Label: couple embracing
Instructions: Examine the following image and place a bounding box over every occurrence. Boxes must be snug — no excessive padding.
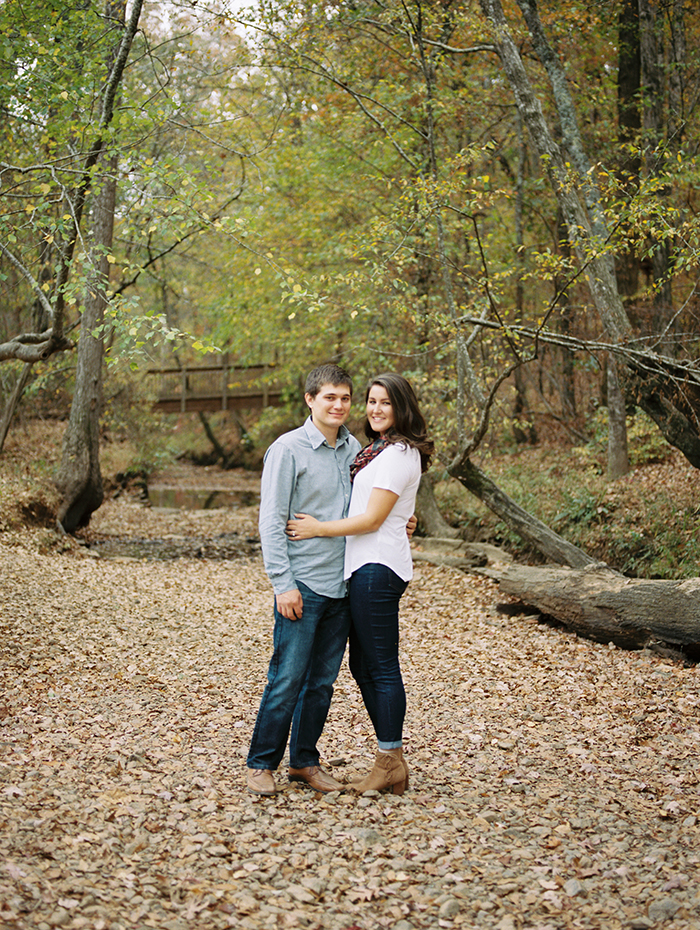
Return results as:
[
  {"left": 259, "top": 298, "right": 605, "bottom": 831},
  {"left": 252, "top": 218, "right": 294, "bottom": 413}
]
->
[{"left": 246, "top": 364, "right": 433, "bottom": 796}]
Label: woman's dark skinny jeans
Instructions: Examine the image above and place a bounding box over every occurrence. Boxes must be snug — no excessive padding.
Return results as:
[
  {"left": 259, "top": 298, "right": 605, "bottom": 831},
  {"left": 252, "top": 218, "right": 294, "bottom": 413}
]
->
[{"left": 348, "top": 562, "right": 408, "bottom": 750}]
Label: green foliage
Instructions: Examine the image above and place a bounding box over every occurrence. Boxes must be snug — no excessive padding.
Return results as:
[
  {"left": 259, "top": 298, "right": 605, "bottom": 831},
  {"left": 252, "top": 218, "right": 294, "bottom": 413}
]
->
[
  {"left": 587, "top": 407, "right": 675, "bottom": 467},
  {"left": 96, "top": 306, "right": 222, "bottom": 370},
  {"left": 4, "top": 0, "right": 700, "bottom": 539},
  {"left": 101, "top": 363, "right": 177, "bottom": 477},
  {"left": 434, "top": 442, "right": 700, "bottom": 580},
  {"left": 0, "top": 1, "right": 256, "bottom": 377},
  {"left": 554, "top": 489, "right": 608, "bottom": 529},
  {"left": 627, "top": 412, "right": 679, "bottom": 466}
]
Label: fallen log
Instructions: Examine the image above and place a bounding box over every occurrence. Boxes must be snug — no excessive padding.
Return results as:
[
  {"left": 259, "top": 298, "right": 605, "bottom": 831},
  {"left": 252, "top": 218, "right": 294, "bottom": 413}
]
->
[
  {"left": 491, "top": 562, "right": 700, "bottom": 653},
  {"left": 412, "top": 537, "right": 512, "bottom": 573}
]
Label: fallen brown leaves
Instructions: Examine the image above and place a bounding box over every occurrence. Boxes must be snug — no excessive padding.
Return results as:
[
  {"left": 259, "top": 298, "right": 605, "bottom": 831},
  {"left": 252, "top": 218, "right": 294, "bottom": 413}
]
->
[{"left": 1, "top": 488, "right": 699, "bottom": 930}]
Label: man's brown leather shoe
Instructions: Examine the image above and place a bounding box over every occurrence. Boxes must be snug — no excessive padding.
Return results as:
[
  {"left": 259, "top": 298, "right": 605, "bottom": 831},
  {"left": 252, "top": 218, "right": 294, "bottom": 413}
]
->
[
  {"left": 246, "top": 768, "right": 277, "bottom": 796},
  {"left": 288, "top": 765, "right": 344, "bottom": 793}
]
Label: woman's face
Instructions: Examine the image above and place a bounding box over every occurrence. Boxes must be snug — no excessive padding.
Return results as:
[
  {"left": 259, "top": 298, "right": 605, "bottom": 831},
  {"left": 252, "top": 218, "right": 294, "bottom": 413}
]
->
[{"left": 366, "top": 384, "right": 395, "bottom": 435}]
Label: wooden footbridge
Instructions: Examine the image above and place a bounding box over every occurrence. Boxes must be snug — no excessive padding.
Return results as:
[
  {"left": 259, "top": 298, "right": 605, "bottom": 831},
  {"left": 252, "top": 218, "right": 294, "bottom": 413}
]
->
[{"left": 148, "top": 358, "right": 285, "bottom": 414}]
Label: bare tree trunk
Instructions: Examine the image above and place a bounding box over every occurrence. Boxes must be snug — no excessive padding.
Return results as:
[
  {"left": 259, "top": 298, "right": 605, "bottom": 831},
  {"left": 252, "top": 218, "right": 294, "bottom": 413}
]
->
[
  {"left": 606, "top": 354, "right": 630, "bottom": 479},
  {"left": 615, "top": 0, "right": 641, "bottom": 312},
  {"left": 413, "top": 19, "right": 484, "bottom": 425},
  {"left": 56, "top": 150, "right": 118, "bottom": 532},
  {"left": 554, "top": 210, "right": 576, "bottom": 420},
  {"left": 639, "top": 0, "right": 682, "bottom": 345},
  {"left": 198, "top": 411, "right": 228, "bottom": 465},
  {"left": 512, "top": 115, "right": 537, "bottom": 444},
  {"left": 0, "top": 364, "right": 33, "bottom": 452}
]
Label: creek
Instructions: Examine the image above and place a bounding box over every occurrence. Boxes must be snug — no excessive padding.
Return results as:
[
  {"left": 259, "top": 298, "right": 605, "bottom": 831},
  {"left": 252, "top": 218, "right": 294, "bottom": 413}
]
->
[
  {"left": 147, "top": 487, "right": 259, "bottom": 510},
  {"left": 90, "top": 475, "right": 261, "bottom": 561}
]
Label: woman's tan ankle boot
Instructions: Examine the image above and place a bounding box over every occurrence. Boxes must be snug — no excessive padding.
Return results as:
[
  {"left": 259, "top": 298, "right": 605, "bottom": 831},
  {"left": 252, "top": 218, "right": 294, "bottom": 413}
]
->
[{"left": 350, "top": 749, "right": 408, "bottom": 795}]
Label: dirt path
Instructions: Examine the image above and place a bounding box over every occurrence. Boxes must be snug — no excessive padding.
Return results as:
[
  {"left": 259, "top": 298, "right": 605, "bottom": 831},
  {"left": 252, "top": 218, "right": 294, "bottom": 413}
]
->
[{"left": 1, "top": 494, "right": 699, "bottom": 930}]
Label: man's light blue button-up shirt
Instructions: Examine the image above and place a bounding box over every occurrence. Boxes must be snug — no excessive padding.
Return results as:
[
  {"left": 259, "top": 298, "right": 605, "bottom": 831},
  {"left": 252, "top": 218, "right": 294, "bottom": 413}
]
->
[{"left": 259, "top": 417, "right": 361, "bottom": 599}]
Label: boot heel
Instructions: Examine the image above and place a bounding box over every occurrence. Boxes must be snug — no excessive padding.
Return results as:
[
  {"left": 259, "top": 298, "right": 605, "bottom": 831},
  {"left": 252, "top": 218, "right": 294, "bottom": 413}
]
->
[{"left": 391, "top": 778, "right": 407, "bottom": 796}]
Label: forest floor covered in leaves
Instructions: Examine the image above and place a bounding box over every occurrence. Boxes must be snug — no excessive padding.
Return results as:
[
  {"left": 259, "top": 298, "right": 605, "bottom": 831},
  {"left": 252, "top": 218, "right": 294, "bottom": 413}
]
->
[{"left": 1, "top": 463, "right": 700, "bottom": 930}]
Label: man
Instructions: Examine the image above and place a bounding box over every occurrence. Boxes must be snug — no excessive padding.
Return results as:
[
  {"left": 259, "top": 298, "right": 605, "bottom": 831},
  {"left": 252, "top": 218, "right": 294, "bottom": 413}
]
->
[{"left": 246, "top": 364, "right": 361, "bottom": 795}]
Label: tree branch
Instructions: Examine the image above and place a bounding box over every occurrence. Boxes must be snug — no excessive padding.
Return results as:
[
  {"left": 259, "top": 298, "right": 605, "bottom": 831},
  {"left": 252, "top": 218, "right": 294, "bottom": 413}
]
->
[
  {"left": 455, "top": 315, "right": 700, "bottom": 388},
  {"left": 0, "top": 243, "right": 55, "bottom": 321},
  {"left": 99, "top": 0, "right": 145, "bottom": 127},
  {"left": 0, "top": 333, "right": 73, "bottom": 363}
]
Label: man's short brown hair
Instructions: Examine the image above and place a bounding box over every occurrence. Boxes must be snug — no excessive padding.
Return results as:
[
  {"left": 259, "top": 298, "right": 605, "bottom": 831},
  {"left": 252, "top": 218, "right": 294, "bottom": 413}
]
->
[{"left": 305, "top": 364, "right": 353, "bottom": 398}]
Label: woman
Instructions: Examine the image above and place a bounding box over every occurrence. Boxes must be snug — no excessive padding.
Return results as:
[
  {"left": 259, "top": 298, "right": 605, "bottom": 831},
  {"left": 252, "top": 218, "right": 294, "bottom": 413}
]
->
[{"left": 287, "top": 372, "right": 434, "bottom": 794}]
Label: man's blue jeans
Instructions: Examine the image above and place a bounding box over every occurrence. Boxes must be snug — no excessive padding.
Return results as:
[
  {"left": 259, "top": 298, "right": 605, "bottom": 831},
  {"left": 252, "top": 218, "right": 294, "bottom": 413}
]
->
[
  {"left": 247, "top": 581, "right": 350, "bottom": 771},
  {"left": 348, "top": 562, "right": 408, "bottom": 750}
]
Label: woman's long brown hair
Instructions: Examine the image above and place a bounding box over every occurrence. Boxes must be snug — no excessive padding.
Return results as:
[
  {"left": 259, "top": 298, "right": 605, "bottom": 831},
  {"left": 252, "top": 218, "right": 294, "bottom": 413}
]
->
[{"left": 363, "top": 372, "right": 434, "bottom": 472}]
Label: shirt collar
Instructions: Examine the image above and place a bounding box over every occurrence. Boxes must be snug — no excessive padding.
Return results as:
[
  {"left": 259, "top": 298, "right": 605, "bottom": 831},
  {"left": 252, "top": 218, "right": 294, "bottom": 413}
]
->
[{"left": 303, "top": 415, "right": 350, "bottom": 449}]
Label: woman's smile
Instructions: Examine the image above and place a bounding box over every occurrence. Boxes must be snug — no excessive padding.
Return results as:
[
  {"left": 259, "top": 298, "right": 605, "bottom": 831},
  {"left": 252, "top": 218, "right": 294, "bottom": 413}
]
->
[{"left": 366, "top": 384, "right": 395, "bottom": 435}]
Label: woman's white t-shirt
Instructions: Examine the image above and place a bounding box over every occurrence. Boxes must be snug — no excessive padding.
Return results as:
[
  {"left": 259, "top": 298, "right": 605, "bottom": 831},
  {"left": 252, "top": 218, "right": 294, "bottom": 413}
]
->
[{"left": 344, "top": 442, "right": 421, "bottom": 582}]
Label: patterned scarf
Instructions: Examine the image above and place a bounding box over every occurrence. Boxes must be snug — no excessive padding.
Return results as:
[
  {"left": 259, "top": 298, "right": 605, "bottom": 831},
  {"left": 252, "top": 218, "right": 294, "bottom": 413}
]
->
[{"left": 349, "top": 437, "right": 389, "bottom": 483}]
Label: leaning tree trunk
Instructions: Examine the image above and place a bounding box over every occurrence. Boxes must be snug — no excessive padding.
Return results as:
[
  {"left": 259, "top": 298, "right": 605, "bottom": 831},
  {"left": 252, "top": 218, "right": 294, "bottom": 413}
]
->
[
  {"left": 55, "top": 153, "right": 117, "bottom": 533},
  {"left": 447, "top": 456, "right": 597, "bottom": 568},
  {"left": 606, "top": 354, "right": 629, "bottom": 479}
]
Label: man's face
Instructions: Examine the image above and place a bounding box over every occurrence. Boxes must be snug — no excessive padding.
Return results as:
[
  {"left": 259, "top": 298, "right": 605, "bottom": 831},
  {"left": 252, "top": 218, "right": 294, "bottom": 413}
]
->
[{"left": 305, "top": 383, "right": 352, "bottom": 433}]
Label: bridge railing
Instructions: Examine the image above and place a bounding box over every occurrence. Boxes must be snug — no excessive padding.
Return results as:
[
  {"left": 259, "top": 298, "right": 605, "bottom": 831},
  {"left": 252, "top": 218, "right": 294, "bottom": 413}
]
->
[{"left": 147, "top": 358, "right": 285, "bottom": 414}]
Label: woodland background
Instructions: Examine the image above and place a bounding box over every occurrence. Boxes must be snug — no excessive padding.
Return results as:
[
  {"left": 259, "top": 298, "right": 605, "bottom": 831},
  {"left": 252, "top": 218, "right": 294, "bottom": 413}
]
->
[
  {"left": 2, "top": 5, "right": 700, "bottom": 928},
  {"left": 1, "top": 0, "right": 700, "bottom": 570}
]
